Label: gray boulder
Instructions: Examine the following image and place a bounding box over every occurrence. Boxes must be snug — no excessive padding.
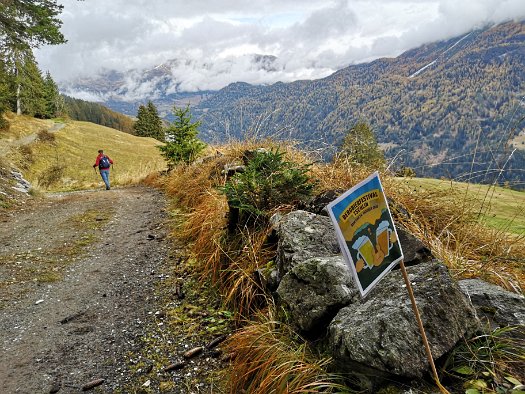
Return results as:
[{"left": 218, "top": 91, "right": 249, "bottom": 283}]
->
[
  {"left": 277, "top": 256, "right": 358, "bottom": 333},
  {"left": 459, "top": 279, "right": 525, "bottom": 329},
  {"left": 11, "top": 170, "right": 31, "bottom": 193},
  {"left": 271, "top": 210, "right": 340, "bottom": 277},
  {"left": 395, "top": 226, "right": 432, "bottom": 266},
  {"left": 327, "top": 261, "right": 479, "bottom": 379}
]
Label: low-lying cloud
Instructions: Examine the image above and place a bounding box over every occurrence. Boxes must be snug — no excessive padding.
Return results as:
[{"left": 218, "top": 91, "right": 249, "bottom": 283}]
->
[{"left": 35, "top": 0, "right": 525, "bottom": 96}]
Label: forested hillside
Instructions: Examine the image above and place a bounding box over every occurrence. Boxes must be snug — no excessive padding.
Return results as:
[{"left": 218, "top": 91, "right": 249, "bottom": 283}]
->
[
  {"left": 63, "top": 95, "right": 135, "bottom": 134},
  {"left": 192, "top": 21, "right": 525, "bottom": 188}
]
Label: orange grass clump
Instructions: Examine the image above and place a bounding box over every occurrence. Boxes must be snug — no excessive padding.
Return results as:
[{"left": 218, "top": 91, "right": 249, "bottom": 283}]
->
[
  {"left": 162, "top": 144, "right": 299, "bottom": 319},
  {"left": 224, "top": 313, "right": 350, "bottom": 394}
]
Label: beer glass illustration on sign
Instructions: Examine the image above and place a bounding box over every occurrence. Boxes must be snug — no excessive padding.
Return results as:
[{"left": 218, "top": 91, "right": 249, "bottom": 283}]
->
[
  {"left": 352, "top": 235, "right": 375, "bottom": 268},
  {"left": 376, "top": 220, "right": 393, "bottom": 257}
]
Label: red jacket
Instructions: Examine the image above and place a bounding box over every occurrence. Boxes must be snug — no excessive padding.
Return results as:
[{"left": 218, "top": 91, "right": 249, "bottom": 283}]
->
[{"left": 94, "top": 153, "right": 113, "bottom": 170}]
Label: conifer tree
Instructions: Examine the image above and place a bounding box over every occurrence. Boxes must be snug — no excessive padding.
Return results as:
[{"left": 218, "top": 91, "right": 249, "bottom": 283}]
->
[
  {"left": 134, "top": 104, "right": 149, "bottom": 136},
  {"left": 42, "top": 71, "right": 64, "bottom": 118},
  {"left": 0, "top": 0, "right": 66, "bottom": 51},
  {"left": 159, "top": 105, "right": 206, "bottom": 168},
  {"left": 134, "top": 101, "right": 164, "bottom": 141},
  {"left": 10, "top": 50, "right": 46, "bottom": 117},
  {"left": 0, "top": 0, "right": 66, "bottom": 120},
  {"left": 0, "top": 59, "right": 10, "bottom": 129},
  {"left": 146, "top": 101, "right": 164, "bottom": 141},
  {"left": 338, "top": 122, "right": 385, "bottom": 168}
]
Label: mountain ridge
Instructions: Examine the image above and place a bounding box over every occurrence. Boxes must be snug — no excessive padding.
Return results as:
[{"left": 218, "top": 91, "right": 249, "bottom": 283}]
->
[{"left": 191, "top": 20, "right": 525, "bottom": 187}]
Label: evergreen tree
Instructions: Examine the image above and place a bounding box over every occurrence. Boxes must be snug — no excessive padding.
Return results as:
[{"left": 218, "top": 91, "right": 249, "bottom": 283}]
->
[
  {"left": 337, "top": 122, "right": 385, "bottom": 168},
  {"left": 146, "top": 101, "right": 164, "bottom": 141},
  {"left": 134, "top": 101, "right": 164, "bottom": 141},
  {"left": 0, "top": 0, "right": 66, "bottom": 51},
  {"left": 10, "top": 50, "right": 46, "bottom": 117},
  {"left": 0, "top": 59, "right": 10, "bottom": 129},
  {"left": 42, "top": 71, "right": 64, "bottom": 118},
  {"left": 134, "top": 104, "right": 149, "bottom": 136},
  {"left": 159, "top": 105, "right": 206, "bottom": 169},
  {"left": 0, "top": 0, "right": 66, "bottom": 121}
]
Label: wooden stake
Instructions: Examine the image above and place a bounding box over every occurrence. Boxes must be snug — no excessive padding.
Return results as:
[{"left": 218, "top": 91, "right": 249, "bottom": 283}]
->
[{"left": 399, "top": 260, "right": 450, "bottom": 394}]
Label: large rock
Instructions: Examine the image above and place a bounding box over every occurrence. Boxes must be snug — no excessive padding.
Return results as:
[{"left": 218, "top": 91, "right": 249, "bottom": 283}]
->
[
  {"left": 277, "top": 256, "right": 358, "bottom": 334},
  {"left": 271, "top": 210, "right": 340, "bottom": 277},
  {"left": 458, "top": 279, "right": 525, "bottom": 329},
  {"left": 297, "top": 189, "right": 344, "bottom": 216},
  {"left": 394, "top": 226, "right": 432, "bottom": 267},
  {"left": 327, "top": 261, "right": 479, "bottom": 379}
]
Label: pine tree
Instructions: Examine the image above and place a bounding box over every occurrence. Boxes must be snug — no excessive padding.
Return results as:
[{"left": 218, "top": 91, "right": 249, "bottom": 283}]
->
[
  {"left": 134, "top": 104, "right": 149, "bottom": 137},
  {"left": 42, "top": 71, "right": 64, "bottom": 118},
  {"left": 146, "top": 101, "right": 164, "bottom": 141},
  {"left": 0, "top": 59, "right": 10, "bottom": 129},
  {"left": 133, "top": 101, "right": 164, "bottom": 141},
  {"left": 0, "top": 0, "right": 66, "bottom": 51},
  {"left": 10, "top": 50, "right": 46, "bottom": 117},
  {"left": 0, "top": 0, "right": 65, "bottom": 121},
  {"left": 159, "top": 105, "right": 206, "bottom": 168}
]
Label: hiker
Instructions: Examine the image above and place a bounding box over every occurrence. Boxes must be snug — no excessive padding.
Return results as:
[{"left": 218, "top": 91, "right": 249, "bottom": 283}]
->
[{"left": 93, "top": 149, "right": 114, "bottom": 190}]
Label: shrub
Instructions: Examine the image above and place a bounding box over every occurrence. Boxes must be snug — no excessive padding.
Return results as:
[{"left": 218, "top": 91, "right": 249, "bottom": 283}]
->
[
  {"left": 336, "top": 122, "right": 385, "bottom": 169},
  {"left": 396, "top": 166, "right": 416, "bottom": 177},
  {"left": 18, "top": 145, "right": 34, "bottom": 169},
  {"left": 220, "top": 148, "right": 316, "bottom": 227},
  {"left": 37, "top": 128, "right": 56, "bottom": 143},
  {"left": 38, "top": 164, "right": 64, "bottom": 188}
]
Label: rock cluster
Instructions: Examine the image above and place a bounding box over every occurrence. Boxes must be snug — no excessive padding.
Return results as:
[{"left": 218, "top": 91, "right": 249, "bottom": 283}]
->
[{"left": 260, "top": 208, "right": 525, "bottom": 384}]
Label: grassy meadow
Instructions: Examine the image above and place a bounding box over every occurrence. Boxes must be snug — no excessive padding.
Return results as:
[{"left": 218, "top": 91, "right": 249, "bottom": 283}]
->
[
  {"left": 2, "top": 115, "right": 166, "bottom": 191},
  {"left": 397, "top": 177, "right": 525, "bottom": 235}
]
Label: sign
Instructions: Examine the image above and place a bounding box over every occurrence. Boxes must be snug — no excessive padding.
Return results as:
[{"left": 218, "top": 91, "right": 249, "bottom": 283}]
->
[{"left": 327, "top": 172, "right": 403, "bottom": 296}]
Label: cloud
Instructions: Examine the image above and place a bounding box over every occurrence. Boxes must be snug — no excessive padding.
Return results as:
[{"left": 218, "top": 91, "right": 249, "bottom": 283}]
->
[{"left": 34, "top": 0, "right": 525, "bottom": 94}]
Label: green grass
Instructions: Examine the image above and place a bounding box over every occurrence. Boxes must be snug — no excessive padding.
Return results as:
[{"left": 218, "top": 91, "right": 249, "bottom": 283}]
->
[
  {"left": 397, "top": 177, "right": 525, "bottom": 235},
  {"left": 3, "top": 115, "right": 167, "bottom": 191}
]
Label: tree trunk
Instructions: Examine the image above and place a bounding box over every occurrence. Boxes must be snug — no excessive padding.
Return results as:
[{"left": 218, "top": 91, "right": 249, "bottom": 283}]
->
[{"left": 16, "top": 83, "right": 21, "bottom": 116}]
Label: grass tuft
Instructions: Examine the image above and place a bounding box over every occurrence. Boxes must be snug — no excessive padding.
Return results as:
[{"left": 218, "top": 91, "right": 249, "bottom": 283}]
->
[
  {"left": 224, "top": 311, "right": 352, "bottom": 394},
  {"left": 445, "top": 326, "right": 525, "bottom": 392}
]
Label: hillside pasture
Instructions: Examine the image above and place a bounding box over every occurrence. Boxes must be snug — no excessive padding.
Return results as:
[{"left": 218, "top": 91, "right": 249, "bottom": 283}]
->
[
  {"left": 5, "top": 117, "right": 166, "bottom": 191},
  {"left": 397, "top": 177, "right": 525, "bottom": 235}
]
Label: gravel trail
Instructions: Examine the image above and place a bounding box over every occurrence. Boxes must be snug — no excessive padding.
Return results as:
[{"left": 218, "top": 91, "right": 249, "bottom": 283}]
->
[{"left": 0, "top": 186, "right": 170, "bottom": 393}]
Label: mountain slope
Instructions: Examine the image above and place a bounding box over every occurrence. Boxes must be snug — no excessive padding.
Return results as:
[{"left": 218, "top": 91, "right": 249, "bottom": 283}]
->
[{"left": 192, "top": 21, "right": 525, "bottom": 187}]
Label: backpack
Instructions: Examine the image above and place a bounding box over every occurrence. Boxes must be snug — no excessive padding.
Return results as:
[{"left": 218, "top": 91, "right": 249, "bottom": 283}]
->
[{"left": 99, "top": 155, "right": 111, "bottom": 169}]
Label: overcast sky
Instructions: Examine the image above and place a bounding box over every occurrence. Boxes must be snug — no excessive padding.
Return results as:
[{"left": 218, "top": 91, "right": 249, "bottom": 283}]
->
[{"left": 35, "top": 0, "right": 525, "bottom": 93}]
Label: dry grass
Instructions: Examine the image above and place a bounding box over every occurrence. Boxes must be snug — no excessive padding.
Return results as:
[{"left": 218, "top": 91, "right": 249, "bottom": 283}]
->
[
  {"left": 163, "top": 148, "right": 279, "bottom": 319},
  {"left": 389, "top": 183, "right": 525, "bottom": 293},
  {"left": 224, "top": 311, "right": 350, "bottom": 394},
  {"left": 310, "top": 158, "right": 525, "bottom": 293}
]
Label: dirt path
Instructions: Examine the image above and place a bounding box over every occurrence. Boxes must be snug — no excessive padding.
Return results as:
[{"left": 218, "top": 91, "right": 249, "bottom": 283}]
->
[{"left": 0, "top": 186, "right": 171, "bottom": 393}]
